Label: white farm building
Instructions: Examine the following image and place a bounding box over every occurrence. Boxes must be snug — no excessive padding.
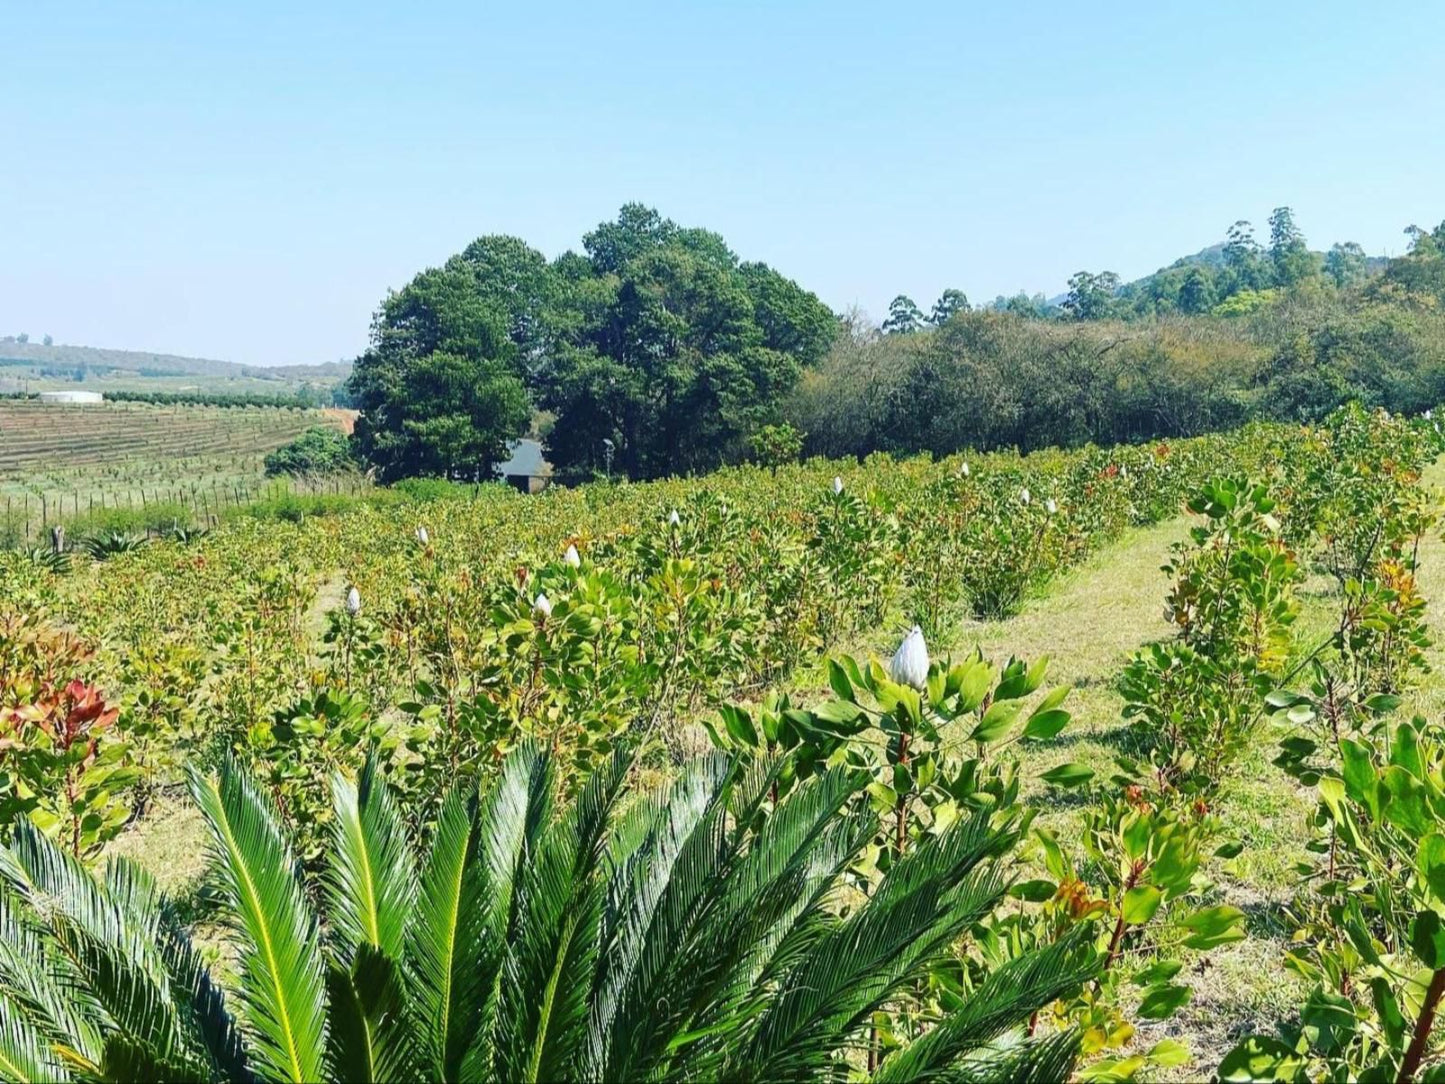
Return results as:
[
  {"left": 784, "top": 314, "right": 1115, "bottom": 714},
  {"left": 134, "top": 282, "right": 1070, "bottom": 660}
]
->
[{"left": 37, "top": 391, "right": 103, "bottom": 405}]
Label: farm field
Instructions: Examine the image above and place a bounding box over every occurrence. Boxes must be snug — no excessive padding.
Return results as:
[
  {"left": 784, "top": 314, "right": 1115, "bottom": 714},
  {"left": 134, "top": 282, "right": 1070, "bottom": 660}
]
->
[
  {"left": 2, "top": 406, "right": 1444, "bottom": 1081},
  {"left": 0, "top": 398, "right": 357, "bottom": 540}
]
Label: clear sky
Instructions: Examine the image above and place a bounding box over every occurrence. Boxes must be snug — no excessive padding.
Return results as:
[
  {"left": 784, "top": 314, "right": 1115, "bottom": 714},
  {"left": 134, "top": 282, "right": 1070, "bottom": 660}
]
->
[{"left": 3, "top": 1, "right": 1443, "bottom": 366}]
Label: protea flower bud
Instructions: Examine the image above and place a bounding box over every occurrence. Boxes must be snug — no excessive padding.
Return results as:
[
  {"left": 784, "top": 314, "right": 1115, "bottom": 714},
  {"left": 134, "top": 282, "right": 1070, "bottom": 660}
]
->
[
  {"left": 668, "top": 510, "right": 681, "bottom": 527},
  {"left": 832, "top": 476, "right": 844, "bottom": 495},
  {"left": 1427, "top": 409, "right": 1434, "bottom": 420},
  {"left": 563, "top": 544, "right": 581, "bottom": 567},
  {"left": 1020, "top": 488, "right": 1031, "bottom": 506},
  {"left": 888, "top": 626, "right": 930, "bottom": 691},
  {"left": 533, "top": 593, "right": 552, "bottom": 619},
  {"left": 1046, "top": 498, "right": 1057, "bottom": 515},
  {"left": 960, "top": 462, "right": 970, "bottom": 477},
  {"left": 345, "top": 587, "right": 362, "bottom": 616},
  {"left": 416, "top": 526, "right": 430, "bottom": 545}
]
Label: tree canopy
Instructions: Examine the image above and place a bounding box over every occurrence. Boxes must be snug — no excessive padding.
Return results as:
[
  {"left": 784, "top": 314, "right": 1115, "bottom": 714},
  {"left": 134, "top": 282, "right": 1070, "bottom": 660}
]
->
[{"left": 349, "top": 204, "right": 834, "bottom": 482}]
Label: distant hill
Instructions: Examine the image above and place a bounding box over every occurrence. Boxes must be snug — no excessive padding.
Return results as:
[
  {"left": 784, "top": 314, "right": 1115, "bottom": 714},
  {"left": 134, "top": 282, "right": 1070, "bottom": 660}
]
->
[{"left": 0, "top": 340, "right": 350, "bottom": 393}]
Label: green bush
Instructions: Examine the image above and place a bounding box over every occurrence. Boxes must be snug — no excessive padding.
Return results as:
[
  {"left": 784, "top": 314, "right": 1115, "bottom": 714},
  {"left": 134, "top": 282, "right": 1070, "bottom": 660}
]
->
[
  {"left": 264, "top": 426, "right": 356, "bottom": 477},
  {"left": 65, "top": 502, "right": 195, "bottom": 538}
]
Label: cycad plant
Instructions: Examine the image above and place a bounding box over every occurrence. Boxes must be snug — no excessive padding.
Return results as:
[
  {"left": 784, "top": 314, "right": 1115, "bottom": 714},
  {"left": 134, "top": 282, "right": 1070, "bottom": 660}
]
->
[{"left": 0, "top": 744, "right": 1094, "bottom": 1083}]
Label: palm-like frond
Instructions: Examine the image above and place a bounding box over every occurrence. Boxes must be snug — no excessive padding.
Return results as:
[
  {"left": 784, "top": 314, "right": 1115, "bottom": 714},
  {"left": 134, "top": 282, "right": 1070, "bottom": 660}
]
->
[
  {"left": 737, "top": 806, "right": 1022, "bottom": 1080},
  {"left": 935, "top": 1029, "right": 1085, "bottom": 1084},
  {"left": 324, "top": 946, "right": 407, "bottom": 1084},
  {"left": 0, "top": 745, "right": 1092, "bottom": 1084},
  {"left": 404, "top": 783, "right": 485, "bottom": 1081},
  {"left": 0, "top": 993, "right": 69, "bottom": 1083},
  {"left": 873, "top": 932, "right": 1097, "bottom": 1082},
  {"left": 189, "top": 760, "right": 327, "bottom": 1084},
  {"left": 486, "top": 747, "right": 632, "bottom": 1084},
  {"left": 326, "top": 759, "right": 416, "bottom": 963},
  {"left": 588, "top": 753, "right": 735, "bottom": 1081}
]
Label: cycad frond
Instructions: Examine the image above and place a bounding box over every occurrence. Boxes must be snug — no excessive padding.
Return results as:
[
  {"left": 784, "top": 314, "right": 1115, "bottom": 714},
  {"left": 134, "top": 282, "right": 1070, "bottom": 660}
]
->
[
  {"left": 930, "top": 1028, "right": 1083, "bottom": 1084},
  {"left": 0, "top": 892, "right": 105, "bottom": 1067},
  {"left": 0, "top": 992, "right": 69, "bottom": 1084},
  {"left": 326, "top": 759, "right": 416, "bottom": 963},
  {"left": 324, "top": 945, "right": 409, "bottom": 1084},
  {"left": 588, "top": 753, "right": 734, "bottom": 1082},
  {"left": 740, "top": 808, "right": 1020, "bottom": 1079},
  {"left": 489, "top": 747, "right": 632, "bottom": 1084},
  {"left": 404, "top": 782, "right": 484, "bottom": 1081},
  {"left": 873, "top": 932, "right": 1096, "bottom": 1082},
  {"left": 189, "top": 760, "right": 327, "bottom": 1084}
]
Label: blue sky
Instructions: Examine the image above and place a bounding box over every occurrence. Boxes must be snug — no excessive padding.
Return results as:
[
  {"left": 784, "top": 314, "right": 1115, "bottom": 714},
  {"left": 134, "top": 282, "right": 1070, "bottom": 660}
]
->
[{"left": 3, "top": 1, "right": 1443, "bottom": 366}]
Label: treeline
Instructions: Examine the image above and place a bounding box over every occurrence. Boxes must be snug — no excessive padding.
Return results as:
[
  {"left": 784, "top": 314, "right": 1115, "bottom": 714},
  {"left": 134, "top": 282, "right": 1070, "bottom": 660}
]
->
[
  {"left": 111, "top": 387, "right": 352, "bottom": 409},
  {"left": 793, "top": 296, "right": 1445, "bottom": 456},
  {"left": 351, "top": 206, "right": 1445, "bottom": 480}
]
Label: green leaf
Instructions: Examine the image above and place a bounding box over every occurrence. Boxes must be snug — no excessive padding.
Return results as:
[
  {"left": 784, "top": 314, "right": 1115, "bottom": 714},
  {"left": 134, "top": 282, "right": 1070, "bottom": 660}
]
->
[
  {"left": 811, "top": 700, "right": 865, "bottom": 727},
  {"left": 827, "top": 658, "right": 856, "bottom": 703},
  {"left": 1147, "top": 1038, "right": 1191, "bottom": 1068},
  {"left": 1121, "top": 886, "right": 1162, "bottom": 925},
  {"left": 719, "top": 705, "right": 759, "bottom": 749},
  {"left": 1180, "top": 905, "right": 1246, "bottom": 950},
  {"left": 956, "top": 661, "right": 993, "bottom": 713},
  {"left": 1009, "top": 880, "right": 1057, "bottom": 903},
  {"left": 969, "top": 700, "right": 1022, "bottom": 744},
  {"left": 1217, "top": 1035, "right": 1305, "bottom": 1082},
  {"left": 1040, "top": 763, "right": 1094, "bottom": 788},
  {"left": 1137, "top": 982, "right": 1191, "bottom": 1019},
  {"left": 1132, "top": 959, "right": 1183, "bottom": 986},
  {"left": 1022, "top": 709, "right": 1070, "bottom": 742},
  {"left": 1339, "top": 739, "right": 1379, "bottom": 820},
  {"left": 1412, "top": 910, "right": 1445, "bottom": 969},
  {"left": 1420, "top": 833, "right": 1445, "bottom": 904}
]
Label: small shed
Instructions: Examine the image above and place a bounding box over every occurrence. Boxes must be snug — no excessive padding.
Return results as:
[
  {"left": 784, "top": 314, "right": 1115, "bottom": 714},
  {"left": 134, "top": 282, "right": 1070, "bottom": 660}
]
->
[
  {"left": 37, "top": 390, "right": 103, "bottom": 405},
  {"left": 496, "top": 438, "right": 552, "bottom": 493}
]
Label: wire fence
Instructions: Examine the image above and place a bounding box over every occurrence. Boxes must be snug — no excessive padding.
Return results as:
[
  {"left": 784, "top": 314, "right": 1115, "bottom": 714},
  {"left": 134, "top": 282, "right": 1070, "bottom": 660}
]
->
[{"left": 0, "top": 473, "right": 370, "bottom": 547}]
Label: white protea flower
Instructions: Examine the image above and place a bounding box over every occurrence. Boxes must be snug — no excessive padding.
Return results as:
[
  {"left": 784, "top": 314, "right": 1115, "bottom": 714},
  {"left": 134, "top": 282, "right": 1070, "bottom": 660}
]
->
[
  {"left": 668, "top": 510, "right": 681, "bottom": 527},
  {"left": 1019, "top": 488, "right": 1031, "bottom": 506},
  {"left": 416, "top": 526, "right": 429, "bottom": 545},
  {"left": 533, "top": 593, "right": 553, "bottom": 619},
  {"left": 563, "top": 544, "right": 581, "bottom": 568},
  {"left": 1427, "top": 409, "right": 1434, "bottom": 420},
  {"left": 1120, "top": 465, "right": 1129, "bottom": 479},
  {"left": 345, "top": 587, "right": 362, "bottom": 616},
  {"left": 832, "top": 476, "right": 844, "bottom": 495},
  {"left": 888, "top": 626, "right": 930, "bottom": 691},
  {"left": 1045, "top": 498, "right": 1058, "bottom": 516}
]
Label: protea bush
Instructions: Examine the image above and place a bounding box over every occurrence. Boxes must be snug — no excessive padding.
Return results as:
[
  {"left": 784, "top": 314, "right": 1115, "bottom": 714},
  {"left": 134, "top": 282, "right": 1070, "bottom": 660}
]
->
[{"left": 0, "top": 744, "right": 1095, "bottom": 1083}]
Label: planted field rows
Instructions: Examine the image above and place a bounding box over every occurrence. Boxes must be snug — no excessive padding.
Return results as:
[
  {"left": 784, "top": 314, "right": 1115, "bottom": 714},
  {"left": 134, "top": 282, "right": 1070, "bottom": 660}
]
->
[{"left": 0, "top": 399, "right": 353, "bottom": 538}]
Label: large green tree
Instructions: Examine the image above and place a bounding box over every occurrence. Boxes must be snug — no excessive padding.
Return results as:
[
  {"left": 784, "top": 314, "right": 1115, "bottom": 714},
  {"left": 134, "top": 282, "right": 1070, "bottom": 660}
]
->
[
  {"left": 349, "top": 264, "right": 531, "bottom": 482},
  {"left": 540, "top": 206, "right": 832, "bottom": 479}
]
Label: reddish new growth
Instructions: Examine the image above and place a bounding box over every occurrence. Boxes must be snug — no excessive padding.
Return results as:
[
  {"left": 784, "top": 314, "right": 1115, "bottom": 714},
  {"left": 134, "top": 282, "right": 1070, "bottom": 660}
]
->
[{"left": 35, "top": 680, "right": 119, "bottom": 756}]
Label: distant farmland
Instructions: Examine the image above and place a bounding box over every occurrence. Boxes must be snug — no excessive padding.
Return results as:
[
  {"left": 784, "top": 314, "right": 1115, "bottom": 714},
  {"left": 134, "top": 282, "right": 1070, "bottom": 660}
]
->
[{"left": 0, "top": 398, "right": 357, "bottom": 540}]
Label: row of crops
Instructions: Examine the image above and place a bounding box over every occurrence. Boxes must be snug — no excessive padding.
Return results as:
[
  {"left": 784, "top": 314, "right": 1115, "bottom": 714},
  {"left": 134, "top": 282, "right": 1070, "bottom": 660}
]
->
[
  {"left": 0, "top": 400, "right": 352, "bottom": 542},
  {"left": 0, "top": 406, "right": 1443, "bottom": 1080}
]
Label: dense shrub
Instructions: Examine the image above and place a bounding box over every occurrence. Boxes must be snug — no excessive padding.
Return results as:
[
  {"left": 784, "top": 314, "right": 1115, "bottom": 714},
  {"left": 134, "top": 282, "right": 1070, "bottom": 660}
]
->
[{"left": 264, "top": 425, "right": 357, "bottom": 477}]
